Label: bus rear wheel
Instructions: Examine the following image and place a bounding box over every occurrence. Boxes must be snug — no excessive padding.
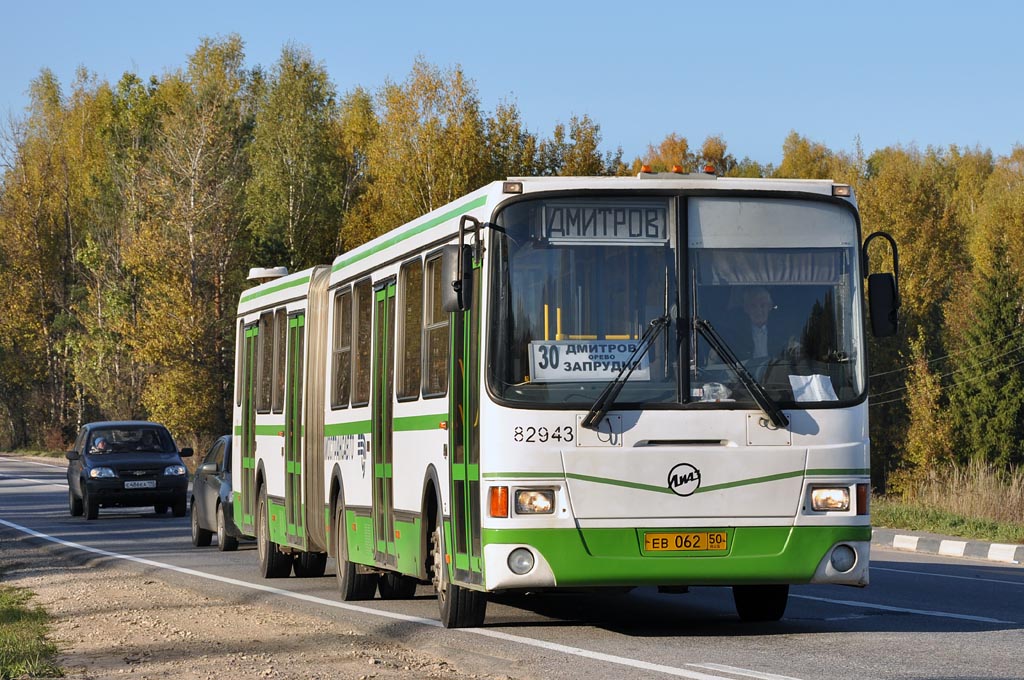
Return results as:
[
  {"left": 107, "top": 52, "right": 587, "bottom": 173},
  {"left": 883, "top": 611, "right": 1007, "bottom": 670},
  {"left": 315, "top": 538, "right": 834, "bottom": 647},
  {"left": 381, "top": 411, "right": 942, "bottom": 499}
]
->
[
  {"left": 378, "top": 572, "right": 418, "bottom": 600},
  {"left": 430, "top": 519, "right": 486, "bottom": 628},
  {"left": 294, "top": 551, "right": 328, "bottom": 578},
  {"left": 732, "top": 584, "right": 789, "bottom": 622},
  {"left": 257, "top": 487, "right": 292, "bottom": 578},
  {"left": 333, "top": 502, "right": 377, "bottom": 600}
]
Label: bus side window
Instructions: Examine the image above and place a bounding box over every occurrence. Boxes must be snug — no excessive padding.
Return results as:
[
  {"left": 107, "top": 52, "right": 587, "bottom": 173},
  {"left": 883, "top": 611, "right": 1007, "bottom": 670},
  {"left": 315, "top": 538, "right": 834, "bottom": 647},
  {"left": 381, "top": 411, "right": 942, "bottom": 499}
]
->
[
  {"left": 272, "top": 308, "right": 286, "bottom": 413},
  {"left": 352, "top": 279, "right": 373, "bottom": 407},
  {"left": 331, "top": 288, "right": 352, "bottom": 409},
  {"left": 256, "top": 311, "right": 274, "bottom": 413},
  {"left": 398, "top": 258, "right": 423, "bottom": 401},
  {"left": 423, "top": 254, "right": 450, "bottom": 398}
]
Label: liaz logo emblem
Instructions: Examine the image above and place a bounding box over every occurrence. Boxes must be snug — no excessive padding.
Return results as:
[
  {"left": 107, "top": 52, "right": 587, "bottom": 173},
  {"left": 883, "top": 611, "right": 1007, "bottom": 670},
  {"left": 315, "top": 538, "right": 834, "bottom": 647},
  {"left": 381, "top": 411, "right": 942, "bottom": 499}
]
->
[{"left": 667, "top": 463, "right": 701, "bottom": 497}]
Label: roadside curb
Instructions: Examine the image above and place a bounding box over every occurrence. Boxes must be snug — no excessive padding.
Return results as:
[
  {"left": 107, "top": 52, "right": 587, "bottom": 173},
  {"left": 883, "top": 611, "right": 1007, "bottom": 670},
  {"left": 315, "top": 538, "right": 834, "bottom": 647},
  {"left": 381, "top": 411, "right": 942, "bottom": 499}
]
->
[{"left": 872, "top": 527, "right": 1024, "bottom": 565}]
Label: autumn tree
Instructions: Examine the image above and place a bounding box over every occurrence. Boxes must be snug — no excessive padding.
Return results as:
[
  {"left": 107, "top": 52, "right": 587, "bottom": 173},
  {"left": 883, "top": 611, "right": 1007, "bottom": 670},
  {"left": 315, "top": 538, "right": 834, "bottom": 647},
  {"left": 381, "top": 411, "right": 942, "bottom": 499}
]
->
[
  {"left": 247, "top": 44, "right": 344, "bottom": 270},
  {"left": 128, "top": 36, "right": 253, "bottom": 448},
  {"left": 355, "top": 57, "right": 488, "bottom": 243},
  {"left": 70, "top": 72, "right": 161, "bottom": 421}
]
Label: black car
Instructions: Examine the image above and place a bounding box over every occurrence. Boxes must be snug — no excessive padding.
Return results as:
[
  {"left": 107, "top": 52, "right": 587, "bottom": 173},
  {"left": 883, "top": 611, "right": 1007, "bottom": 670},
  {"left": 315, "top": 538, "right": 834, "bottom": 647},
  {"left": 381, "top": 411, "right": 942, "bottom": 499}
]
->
[
  {"left": 66, "top": 421, "right": 193, "bottom": 520},
  {"left": 190, "top": 435, "right": 246, "bottom": 550}
]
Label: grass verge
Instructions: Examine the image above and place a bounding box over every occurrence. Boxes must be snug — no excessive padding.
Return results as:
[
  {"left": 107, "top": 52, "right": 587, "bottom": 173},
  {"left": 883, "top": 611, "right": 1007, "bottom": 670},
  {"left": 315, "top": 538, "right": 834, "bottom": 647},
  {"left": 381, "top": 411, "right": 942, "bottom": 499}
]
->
[
  {"left": 872, "top": 496, "right": 1024, "bottom": 544},
  {"left": 0, "top": 584, "right": 62, "bottom": 679}
]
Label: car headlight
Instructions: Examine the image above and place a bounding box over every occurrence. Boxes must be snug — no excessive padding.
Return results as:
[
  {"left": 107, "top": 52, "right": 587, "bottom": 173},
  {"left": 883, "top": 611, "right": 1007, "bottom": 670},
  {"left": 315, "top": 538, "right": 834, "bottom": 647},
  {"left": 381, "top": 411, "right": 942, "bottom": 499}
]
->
[
  {"left": 89, "top": 467, "right": 116, "bottom": 479},
  {"left": 164, "top": 465, "right": 187, "bottom": 476},
  {"left": 515, "top": 489, "right": 555, "bottom": 514},
  {"left": 811, "top": 487, "right": 850, "bottom": 511}
]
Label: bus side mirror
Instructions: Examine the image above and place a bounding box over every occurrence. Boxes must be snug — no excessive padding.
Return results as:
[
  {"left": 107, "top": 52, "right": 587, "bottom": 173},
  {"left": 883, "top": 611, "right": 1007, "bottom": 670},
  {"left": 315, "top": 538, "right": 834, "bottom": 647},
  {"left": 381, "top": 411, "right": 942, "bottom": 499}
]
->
[
  {"left": 868, "top": 273, "right": 898, "bottom": 337},
  {"left": 441, "top": 244, "right": 473, "bottom": 313},
  {"left": 862, "top": 231, "right": 900, "bottom": 338}
]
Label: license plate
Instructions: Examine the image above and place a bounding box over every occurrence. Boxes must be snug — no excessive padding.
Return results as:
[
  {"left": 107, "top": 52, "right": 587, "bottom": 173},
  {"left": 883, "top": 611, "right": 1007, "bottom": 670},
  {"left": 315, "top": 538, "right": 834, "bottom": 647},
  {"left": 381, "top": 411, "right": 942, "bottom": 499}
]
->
[
  {"left": 643, "top": 531, "right": 728, "bottom": 552},
  {"left": 124, "top": 480, "right": 156, "bottom": 489}
]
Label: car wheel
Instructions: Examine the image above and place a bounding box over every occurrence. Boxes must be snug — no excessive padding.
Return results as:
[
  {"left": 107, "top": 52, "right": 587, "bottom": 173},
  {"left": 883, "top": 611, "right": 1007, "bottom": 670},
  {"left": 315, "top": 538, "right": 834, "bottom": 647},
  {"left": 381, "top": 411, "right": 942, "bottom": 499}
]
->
[
  {"left": 68, "top": 488, "right": 83, "bottom": 517},
  {"left": 83, "top": 487, "right": 98, "bottom": 521},
  {"left": 334, "top": 501, "right": 376, "bottom": 600},
  {"left": 256, "top": 486, "right": 291, "bottom": 578},
  {"left": 293, "top": 551, "right": 328, "bottom": 578},
  {"left": 216, "top": 503, "right": 239, "bottom": 552},
  {"left": 191, "top": 499, "right": 213, "bottom": 547},
  {"left": 171, "top": 495, "right": 187, "bottom": 518}
]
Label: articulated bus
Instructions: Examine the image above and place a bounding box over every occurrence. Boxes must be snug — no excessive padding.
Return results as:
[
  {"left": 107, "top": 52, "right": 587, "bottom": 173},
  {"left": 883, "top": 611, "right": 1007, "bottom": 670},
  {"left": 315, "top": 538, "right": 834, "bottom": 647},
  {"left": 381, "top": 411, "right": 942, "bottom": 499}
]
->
[{"left": 232, "top": 171, "right": 900, "bottom": 628}]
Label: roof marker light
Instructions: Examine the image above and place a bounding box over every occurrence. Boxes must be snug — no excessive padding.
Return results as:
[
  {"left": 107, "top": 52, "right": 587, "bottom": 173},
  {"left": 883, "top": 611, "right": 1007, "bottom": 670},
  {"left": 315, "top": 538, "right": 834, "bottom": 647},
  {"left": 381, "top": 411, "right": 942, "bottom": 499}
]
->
[
  {"left": 703, "top": 164, "right": 717, "bottom": 175},
  {"left": 671, "top": 165, "right": 684, "bottom": 173},
  {"left": 833, "top": 184, "right": 852, "bottom": 197},
  {"left": 503, "top": 181, "right": 523, "bottom": 194}
]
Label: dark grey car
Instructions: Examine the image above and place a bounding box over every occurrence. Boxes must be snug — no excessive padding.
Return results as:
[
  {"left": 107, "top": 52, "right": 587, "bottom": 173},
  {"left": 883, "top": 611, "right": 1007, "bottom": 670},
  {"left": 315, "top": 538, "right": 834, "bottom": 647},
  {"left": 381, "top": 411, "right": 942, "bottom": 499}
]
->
[
  {"left": 66, "top": 421, "right": 193, "bottom": 520},
  {"left": 190, "top": 435, "right": 247, "bottom": 550}
]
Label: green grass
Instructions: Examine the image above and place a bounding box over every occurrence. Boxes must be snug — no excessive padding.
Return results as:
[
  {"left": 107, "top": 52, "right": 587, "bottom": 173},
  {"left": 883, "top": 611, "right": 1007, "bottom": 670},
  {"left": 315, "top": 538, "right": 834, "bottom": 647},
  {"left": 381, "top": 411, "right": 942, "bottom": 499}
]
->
[
  {"left": 872, "top": 496, "right": 1024, "bottom": 544},
  {"left": 874, "top": 460, "right": 1024, "bottom": 544},
  {"left": 0, "top": 585, "right": 62, "bottom": 679}
]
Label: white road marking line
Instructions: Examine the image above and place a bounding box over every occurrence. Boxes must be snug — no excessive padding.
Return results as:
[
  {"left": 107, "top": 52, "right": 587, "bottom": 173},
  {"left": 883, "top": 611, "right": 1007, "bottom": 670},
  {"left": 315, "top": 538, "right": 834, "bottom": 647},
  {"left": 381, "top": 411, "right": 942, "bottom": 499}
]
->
[
  {"left": 0, "top": 517, "right": 769, "bottom": 680},
  {"left": 872, "top": 565, "right": 1024, "bottom": 587},
  {"left": 0, "top": 456, "right": 65, "bottom": 468},
  {"left": 689, "top": 663, "right": 805, "bottom": 680},
  {"left": 791, "top": 593, "right": 1013, "bottom": 624},
  {"left": 0, "top": 473, "right": 66, "bottom": 487}
]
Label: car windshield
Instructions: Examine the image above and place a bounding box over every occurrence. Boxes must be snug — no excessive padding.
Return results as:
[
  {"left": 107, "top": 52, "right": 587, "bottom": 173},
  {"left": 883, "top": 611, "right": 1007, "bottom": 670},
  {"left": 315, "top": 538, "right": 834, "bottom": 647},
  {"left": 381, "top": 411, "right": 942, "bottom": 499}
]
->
[{"left": 90, "top": 427, "right": 173, "bottom": 453}]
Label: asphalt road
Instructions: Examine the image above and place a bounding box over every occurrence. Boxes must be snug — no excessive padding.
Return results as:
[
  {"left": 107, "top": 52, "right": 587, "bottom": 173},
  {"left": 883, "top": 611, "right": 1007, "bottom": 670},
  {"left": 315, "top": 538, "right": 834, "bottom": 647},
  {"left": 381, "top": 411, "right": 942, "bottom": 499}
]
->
[{"left": 2, "top": 455, "right": 1022, "bottom": 680}]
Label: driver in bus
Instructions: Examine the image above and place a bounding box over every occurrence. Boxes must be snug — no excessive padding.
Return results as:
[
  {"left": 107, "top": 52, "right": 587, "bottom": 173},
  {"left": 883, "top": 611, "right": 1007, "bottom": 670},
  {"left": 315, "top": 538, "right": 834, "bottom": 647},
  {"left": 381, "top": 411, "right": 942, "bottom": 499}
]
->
[{"left": 726, "top": 287, "right": 783, "bottom": 361}]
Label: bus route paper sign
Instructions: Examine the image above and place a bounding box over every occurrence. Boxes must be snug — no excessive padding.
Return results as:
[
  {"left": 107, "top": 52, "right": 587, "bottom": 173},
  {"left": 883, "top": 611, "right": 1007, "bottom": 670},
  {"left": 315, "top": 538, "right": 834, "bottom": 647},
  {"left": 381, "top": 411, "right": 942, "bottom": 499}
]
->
[{"left": 529, "top": 340, "right": 650, "bottom": 382}]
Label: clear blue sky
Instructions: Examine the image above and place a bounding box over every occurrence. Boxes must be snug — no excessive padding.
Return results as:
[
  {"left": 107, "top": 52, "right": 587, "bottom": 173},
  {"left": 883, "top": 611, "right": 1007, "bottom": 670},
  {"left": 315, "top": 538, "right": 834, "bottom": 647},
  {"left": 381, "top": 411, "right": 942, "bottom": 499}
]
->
[{"left": 3, "top": 1, "right": 1021, "bottom": 166}]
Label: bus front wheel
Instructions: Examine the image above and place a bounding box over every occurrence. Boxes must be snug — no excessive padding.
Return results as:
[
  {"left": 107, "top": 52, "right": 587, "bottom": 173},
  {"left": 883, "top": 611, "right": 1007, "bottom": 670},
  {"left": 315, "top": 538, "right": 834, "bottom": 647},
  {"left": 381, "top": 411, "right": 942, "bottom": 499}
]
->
[
  {"left": 430, "top": 518, "right": 486, "bottom": 628},
  {"left": 732, "top": 584, "right": 789, "bottom": 622}
]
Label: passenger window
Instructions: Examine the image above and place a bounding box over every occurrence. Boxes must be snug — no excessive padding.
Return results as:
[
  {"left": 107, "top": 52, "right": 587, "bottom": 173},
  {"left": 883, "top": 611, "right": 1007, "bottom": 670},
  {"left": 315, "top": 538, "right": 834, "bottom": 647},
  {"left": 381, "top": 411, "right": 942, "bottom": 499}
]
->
[
  {"left": 272, "top": 308, "right": 286, "bottom": 413},
  {"left": 331, "top": 289, "right": 352, "bottom": 409},
  {"left": 423, "top": 255, "right": 450, "bottom": 397},
  {"left": 257, "top": 311, "right": 274, "bottom": 412},
  {"left": 352, "top": 279, "right": 373, "bottom": 407},
  {"left": 398, "top": 258, "right": 423, "bottom": 400}
]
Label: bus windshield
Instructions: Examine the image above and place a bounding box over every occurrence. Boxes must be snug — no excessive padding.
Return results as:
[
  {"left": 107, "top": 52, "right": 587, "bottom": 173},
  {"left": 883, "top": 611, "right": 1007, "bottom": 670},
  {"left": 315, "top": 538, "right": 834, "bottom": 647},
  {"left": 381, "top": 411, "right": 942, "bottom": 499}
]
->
[{"left": 488, "top": 195, "right": 865, "bottom": 409}]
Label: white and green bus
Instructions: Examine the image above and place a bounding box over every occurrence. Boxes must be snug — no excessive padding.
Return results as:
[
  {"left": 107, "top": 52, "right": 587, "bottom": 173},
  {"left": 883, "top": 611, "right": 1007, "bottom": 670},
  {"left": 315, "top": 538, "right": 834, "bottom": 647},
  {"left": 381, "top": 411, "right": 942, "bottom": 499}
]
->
[{"left": 232, "top": 171, "right": 899, "bottom": 628}]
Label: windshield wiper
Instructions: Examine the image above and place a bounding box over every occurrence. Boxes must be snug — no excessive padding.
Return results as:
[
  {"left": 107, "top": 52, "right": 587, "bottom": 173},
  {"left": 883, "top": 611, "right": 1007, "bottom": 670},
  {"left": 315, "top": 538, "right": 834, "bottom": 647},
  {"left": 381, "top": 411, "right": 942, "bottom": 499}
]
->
[
  {"left": 694, "top": 318, "right": 789, "bottom": 429},
  {"left": 582, "top": 315, "right": 671, "bottom": 430}
]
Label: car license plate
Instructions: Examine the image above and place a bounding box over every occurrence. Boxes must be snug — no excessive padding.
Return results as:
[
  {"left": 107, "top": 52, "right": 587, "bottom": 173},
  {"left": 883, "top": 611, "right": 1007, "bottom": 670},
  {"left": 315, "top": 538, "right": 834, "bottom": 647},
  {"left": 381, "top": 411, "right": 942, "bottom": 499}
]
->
[
  {"left": 643, "top": 531, "right": 728, "bottom": 552},
  {"left": 124, "top": 480, "right": 156, "bottom": 489}
]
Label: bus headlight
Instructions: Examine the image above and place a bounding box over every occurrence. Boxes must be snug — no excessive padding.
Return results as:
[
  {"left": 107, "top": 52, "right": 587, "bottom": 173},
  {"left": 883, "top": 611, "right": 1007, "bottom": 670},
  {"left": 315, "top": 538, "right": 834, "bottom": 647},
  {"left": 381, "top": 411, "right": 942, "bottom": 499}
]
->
[
  {"left": 515, "top": 489, "right": 555, "bottom": 514},
  {"left": 811, "top": 487, "right": 850, "bottom": 511}
]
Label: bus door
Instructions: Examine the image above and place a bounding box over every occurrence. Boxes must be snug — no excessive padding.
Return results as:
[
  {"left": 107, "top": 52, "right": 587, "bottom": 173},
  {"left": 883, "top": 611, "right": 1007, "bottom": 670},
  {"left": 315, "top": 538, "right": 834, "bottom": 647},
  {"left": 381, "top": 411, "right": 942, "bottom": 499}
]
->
[
  {"left": 448, "top": 258, "right": 483, "bottom": 585},
  {"left": 240, "top": 324, "right": 259, "bottom": 535},
  {"left": 285, "top": 312, "right": 305, "bottom": 545},
  {"left": 372, "top": 280, "right": 397, "bottom": 567}
]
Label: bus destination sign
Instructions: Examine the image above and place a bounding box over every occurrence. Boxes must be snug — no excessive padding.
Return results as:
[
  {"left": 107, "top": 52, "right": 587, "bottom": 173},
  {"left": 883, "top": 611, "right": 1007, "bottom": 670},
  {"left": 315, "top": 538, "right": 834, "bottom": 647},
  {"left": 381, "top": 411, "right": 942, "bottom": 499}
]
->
[
  {"left": 541, "top": 201, "right": 669, "bottom": 245},
  {"left": 529, "top": 340, "right": 651, "bottom": 382}
]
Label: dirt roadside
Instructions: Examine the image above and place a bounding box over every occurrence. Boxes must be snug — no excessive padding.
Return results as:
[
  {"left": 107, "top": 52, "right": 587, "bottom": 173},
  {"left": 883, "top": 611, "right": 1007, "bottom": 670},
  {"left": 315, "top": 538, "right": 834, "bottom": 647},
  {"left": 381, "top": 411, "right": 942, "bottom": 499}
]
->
[{"left": 1, "top": 457, "right": 510, "bottom": 680}]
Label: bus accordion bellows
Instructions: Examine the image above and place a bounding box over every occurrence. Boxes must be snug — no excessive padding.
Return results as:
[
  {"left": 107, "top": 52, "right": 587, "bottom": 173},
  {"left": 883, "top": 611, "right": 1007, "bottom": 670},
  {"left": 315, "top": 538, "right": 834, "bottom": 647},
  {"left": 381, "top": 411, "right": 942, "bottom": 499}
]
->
[{"left": 232, "top": 172, "right": 900, "bottom": 628}]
